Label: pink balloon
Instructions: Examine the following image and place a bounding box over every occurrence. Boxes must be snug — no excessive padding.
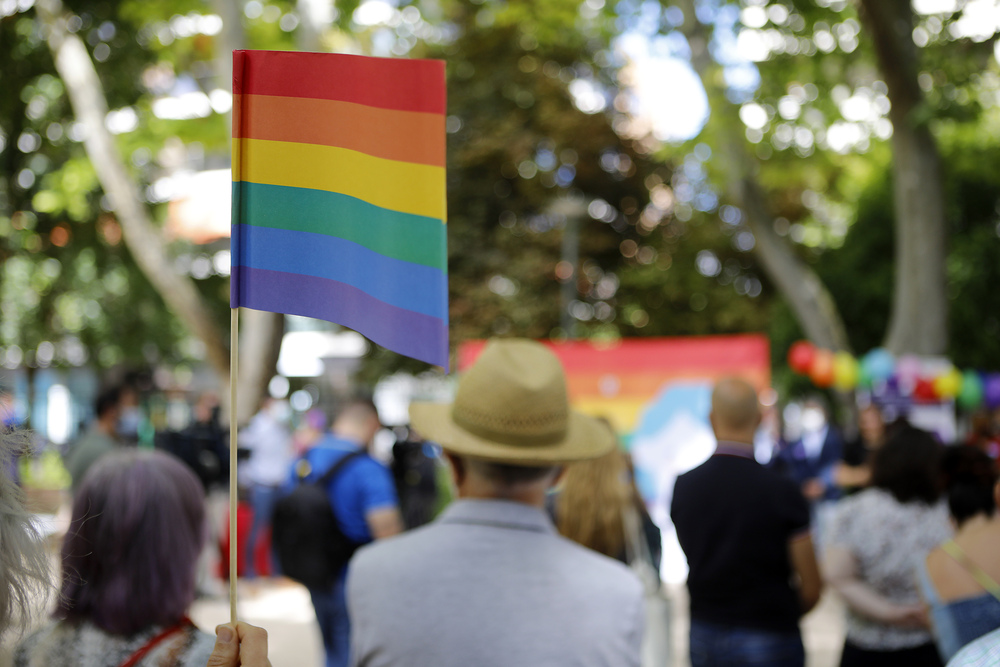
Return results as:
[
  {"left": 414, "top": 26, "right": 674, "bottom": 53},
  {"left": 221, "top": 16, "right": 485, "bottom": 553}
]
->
[{"left": 896, "top": 355, "right": 922, "bottom": 384}]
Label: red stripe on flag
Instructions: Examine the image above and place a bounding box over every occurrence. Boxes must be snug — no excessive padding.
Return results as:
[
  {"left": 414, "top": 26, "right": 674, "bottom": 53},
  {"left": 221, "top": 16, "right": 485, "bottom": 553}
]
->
[{"left": 233, "top": 50, "right": 446, "bottom": 115}]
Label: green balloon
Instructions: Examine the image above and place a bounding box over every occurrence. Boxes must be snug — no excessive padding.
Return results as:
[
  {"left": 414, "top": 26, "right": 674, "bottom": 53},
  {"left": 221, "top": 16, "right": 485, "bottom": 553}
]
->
[
  {"left": 857, "top": 365, "right": 874, "bottom": 390},
  {"left": 958, "top": 371, "right": 984, "bottom": 410}
]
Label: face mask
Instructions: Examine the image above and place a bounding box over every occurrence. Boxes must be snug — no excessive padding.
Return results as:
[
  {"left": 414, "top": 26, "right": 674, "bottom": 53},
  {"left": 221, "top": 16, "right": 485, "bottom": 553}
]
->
[
  {"left": 801, "top": 408, "right": 825, "bottom": 432},
  {"left": 118, "top": 407, "right": 142, "bottom": 436}
]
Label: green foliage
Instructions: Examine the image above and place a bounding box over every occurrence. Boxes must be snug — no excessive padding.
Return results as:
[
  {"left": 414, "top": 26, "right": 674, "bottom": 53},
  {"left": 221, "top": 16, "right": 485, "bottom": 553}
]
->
[
  {"left": 7, "top": 0, "right": 1000, "bottom": 392},
  {"left": 0, "top": 0, "right": 278, "bottom": 371}
]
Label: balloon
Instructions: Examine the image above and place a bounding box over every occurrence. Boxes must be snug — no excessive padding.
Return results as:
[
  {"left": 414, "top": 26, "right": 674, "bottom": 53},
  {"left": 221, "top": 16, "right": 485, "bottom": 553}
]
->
[
  {"left": 862, "top": 348, "right": 895, "bottom": 382},
  {"left": 958, "top": 372, "right": 984, "bottom": 410},
  {"left": 857, "top": 364, "right": 874, "bottom": 390},
  {"left": 896, "top": 355, "right": 922, "bottom": 385},
  {"left": 832, "top": 352, "right": 859, "bottom": 391},
  {"left": 914, "top": 377, "right": 938, "bottom": 402},
  {"left": 810, "top": 349, "right": 835, "bottom": 388},
  {"left": 985, "top": 374, "right": 1000, "bottom": 409},
  {"left": 788, "top": 341, "right": 815, "bottom": 375},
  {"left": 932, "top": 367, "right": 962, "bottom": 399}
]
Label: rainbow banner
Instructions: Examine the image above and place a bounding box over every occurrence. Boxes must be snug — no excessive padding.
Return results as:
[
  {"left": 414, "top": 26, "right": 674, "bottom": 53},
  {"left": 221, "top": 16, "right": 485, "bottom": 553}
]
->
[
  {"left": 230, "top": 50, "right": 449, "bottom": 368},
  {"left": 459, "top": 334, "right": 770, "bottom": 435}
]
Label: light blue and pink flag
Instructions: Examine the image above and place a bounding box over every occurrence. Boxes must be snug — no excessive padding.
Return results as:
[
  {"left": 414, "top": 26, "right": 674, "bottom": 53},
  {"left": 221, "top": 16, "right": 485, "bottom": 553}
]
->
[{"left": 230, "top": 50, "right": 449, "bottom": 368}]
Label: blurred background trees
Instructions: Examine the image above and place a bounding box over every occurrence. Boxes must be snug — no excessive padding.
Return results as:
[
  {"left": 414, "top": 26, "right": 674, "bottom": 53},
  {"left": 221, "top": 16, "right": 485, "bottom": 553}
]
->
[{"left": 2, "top": 0, "right": 1000, "bottom": 417}]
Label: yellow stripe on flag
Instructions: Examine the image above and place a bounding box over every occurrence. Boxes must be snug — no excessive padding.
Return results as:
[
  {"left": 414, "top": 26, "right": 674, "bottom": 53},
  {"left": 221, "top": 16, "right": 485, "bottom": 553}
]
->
[{"left": 233, "top": 138, "right": 446, "bottom": 220}]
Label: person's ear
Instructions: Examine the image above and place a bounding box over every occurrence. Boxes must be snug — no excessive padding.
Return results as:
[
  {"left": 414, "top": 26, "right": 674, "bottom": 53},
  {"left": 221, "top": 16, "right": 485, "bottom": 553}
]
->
[{"left": 550, "top": 466, "right": 566, "bottom": 489}]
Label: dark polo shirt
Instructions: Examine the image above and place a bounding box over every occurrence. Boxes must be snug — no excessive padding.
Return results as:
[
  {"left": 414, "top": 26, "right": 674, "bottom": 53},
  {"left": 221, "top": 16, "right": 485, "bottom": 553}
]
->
[{"left": 670, "top": 442, "right": 810, "bottom": 633}]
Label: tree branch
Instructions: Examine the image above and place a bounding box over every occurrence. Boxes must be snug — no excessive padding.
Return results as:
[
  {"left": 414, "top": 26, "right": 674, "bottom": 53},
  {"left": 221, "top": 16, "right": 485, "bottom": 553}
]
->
[{"left": 677, "top": 0, "right": 851, "bottom": 352}]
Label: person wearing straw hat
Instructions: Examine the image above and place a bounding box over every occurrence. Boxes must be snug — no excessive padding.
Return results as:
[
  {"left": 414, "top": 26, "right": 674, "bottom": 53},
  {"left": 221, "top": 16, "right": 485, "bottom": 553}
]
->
[{"left": 346, "top": 338, "right": 644, "bottom": 667}]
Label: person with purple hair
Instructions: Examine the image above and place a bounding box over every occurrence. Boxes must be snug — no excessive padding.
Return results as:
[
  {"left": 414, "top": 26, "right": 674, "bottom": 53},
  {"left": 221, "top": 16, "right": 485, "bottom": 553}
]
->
[{"left": 14, "top": 450, "right": 216, "bottom": 666}]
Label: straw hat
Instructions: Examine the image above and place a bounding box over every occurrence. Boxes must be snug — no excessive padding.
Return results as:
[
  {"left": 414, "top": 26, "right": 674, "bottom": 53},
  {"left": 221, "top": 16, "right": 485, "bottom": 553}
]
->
[{"left": 410, "top": 338, "right": 614, "bottom": 465}]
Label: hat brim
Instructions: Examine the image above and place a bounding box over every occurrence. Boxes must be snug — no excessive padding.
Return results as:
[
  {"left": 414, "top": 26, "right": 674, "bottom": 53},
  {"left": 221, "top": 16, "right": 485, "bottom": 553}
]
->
[{"left": 410, "top": 402, "right": 615, "bottom": 466}]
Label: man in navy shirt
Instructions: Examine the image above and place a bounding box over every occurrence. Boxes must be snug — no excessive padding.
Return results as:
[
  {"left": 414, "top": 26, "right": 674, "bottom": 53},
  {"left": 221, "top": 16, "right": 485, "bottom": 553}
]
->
[
  {"left": 289, "top": 399, "right": 402, "bottom": 667},
  {"left": 671, "top": 378, "right": 821, "bottom": 667}
]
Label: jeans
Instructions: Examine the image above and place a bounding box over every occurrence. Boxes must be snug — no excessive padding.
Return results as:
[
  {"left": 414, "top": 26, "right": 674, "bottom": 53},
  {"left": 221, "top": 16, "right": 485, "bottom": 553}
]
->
[
  {"left": 690, "top": 620, "right": 805, "bottom": 667},
  {"left": 310, "top": 572, "right": 351, "bottom": 667},
  {"left": 245, "top": 483, "right": 281, "bottom": 578}
]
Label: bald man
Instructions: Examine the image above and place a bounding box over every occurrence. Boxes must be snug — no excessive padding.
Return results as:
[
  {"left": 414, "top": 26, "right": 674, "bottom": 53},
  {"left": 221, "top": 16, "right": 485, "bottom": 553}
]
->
[{"left": 670, "top": 378, "right": 821, "bottom": 667}]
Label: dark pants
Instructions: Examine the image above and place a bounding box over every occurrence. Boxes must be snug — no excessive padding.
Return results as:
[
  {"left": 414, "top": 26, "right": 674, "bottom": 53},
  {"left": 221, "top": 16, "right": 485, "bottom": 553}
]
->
[
  {"left": 690, "top": 620, "right": 805, "bottom": 667},
  {"left": 245, "top": 483, "right": 281, "bottom": 578},
  {"left": 310, "top": 572, "right": 351, "bottom": 667},
  {"left": 840, "top": 640, "right": 943, "bottom": 667}
]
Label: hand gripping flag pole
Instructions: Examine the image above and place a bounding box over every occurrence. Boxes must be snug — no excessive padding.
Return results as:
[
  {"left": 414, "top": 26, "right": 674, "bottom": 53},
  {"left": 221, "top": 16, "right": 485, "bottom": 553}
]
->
[{"left": 228, "top": 49, "right": 448, "bottom": 621}]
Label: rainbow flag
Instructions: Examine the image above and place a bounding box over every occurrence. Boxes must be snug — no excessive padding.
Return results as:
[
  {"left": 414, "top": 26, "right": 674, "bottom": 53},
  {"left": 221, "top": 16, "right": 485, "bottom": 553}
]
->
[{"left": 230, "top": 50, "right": 449, "bottom": 368}]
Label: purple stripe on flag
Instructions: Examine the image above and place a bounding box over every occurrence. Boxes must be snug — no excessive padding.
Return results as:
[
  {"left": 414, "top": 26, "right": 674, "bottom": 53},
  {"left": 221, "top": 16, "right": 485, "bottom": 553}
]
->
[{"left": 234, "top": 266, "right": 449, "bottom": 369}]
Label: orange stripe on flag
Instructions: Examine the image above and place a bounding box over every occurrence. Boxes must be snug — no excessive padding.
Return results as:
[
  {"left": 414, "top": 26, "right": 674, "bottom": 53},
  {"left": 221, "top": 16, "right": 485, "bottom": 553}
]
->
[{"left": 235, "top": 94, "right": 445, "bottom": 168}]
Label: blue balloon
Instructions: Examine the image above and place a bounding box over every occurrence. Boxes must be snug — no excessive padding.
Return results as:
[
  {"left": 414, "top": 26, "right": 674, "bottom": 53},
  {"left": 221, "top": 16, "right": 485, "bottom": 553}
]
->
[{"left": 862, "top": 348, "right": 895, "bottom": 382}]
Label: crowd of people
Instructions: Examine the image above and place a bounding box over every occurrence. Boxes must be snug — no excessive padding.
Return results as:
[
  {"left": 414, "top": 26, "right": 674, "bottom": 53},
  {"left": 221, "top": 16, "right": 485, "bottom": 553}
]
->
[
  {"left": 1, "top": 337, "right": 1000, "bottom": 667},
  {"left": 699, "top": 391, "right": 1000, "bottom": 667}
]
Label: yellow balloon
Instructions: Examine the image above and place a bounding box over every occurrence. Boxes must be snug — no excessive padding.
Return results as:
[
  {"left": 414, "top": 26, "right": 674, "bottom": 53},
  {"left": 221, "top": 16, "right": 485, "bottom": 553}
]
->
[
  {"left": 833, "top": 351, "right": 859, "bottom": 390},
  {"left": 933, "top": 367, "right": 963, "bottom": 398}
]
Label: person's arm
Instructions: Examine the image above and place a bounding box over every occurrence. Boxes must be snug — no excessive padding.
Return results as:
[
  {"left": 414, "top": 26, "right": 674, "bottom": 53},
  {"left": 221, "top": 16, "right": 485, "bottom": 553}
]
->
[
  {"left": 834, "top": 462, "right": 871, "bottom": 488},
  {"left": 358, "top": 458, "right": 403, "bottom": 540},
  {"left": 823, "top": 545, "right": 928, "bottom": 627},
  {"left": 365, "top": 506, "right": 403, "bottom": 540},
  {"left": 208, "top": 622, "right": 271, "bottom": 667},
  {"left": 788, "top": 531, "right": 822, "bottom": 613}
]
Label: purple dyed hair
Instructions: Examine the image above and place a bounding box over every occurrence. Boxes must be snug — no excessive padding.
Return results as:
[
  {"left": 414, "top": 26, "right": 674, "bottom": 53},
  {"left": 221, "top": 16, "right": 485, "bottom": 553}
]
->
[{"left": 56, "top": 449, "right": 206, "bottom": 635}]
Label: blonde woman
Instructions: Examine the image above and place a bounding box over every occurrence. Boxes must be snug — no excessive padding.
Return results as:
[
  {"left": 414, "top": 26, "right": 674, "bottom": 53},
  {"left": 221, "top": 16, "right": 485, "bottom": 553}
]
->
[{"left": 555, "top": 447, "right": 660, "bottom": 567}]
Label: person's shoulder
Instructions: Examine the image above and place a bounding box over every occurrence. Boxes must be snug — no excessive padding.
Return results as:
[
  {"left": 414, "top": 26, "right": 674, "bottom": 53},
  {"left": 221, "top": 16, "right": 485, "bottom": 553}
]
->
[
  {"left": 674, "top": 457, "right": 719, "bottom": 485},
  {"left": 177, "top": 627, "right": 216, "bottom": 666},
  {"left": 558, "top": 535, "right": 642, "bottom": 584},
  {"left": 13, "top": 620, "right": 74, "bottom": 663},
  {"left": 351, "top": 521, "right": 438, "bottom": 566},
  {"left": 341, "top": 452, "right": 392, "bottom": 485},
  {"left": 348, "top": 522, "right": 441, "bottom": 591},
  {"left": 829, "top": 487, "right": 879, "bottom": 525},
  {"left": 552, "top": 538, "right": 644, "bottom": 610},
  {"left": 947, "top": 626, "right": 1000, "bottom": 666},
  {"left": 838, "top": 486, "right": 878, "bottom": 510}
]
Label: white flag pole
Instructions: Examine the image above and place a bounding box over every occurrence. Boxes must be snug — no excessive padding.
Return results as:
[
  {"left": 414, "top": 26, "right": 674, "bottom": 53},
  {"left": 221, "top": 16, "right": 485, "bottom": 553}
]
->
[{"left": 230, "top": 307, "right": 239, "bottom": 623}]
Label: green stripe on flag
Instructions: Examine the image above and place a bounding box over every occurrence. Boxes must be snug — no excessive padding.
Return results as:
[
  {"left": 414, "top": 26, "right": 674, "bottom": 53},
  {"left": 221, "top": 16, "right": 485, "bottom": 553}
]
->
[{"left": 234, "top": 181, "right": 446, "bottom": 272}]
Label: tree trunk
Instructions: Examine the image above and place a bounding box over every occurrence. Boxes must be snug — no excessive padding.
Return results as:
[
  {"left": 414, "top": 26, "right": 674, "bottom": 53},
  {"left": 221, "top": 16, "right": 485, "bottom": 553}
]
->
[
  {"left": 678, "top": 1, "right": 851, "bottom": 352},
  {"left": 236, "top": 308, "right": 284, "bottom": 422},
  {"left": 206, "top": 0, "right": 287, "bottom": 423},
  {"left": 857, "top": 0, "right": 948, "bottom": 355},
  {"left": 36, "top": 0, "right": 231, "bottom": 381}
]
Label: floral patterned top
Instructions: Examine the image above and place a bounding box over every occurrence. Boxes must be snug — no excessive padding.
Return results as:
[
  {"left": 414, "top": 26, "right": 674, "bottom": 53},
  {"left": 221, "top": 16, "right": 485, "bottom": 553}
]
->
[
  {"left": 827, "top": 487, "right": 952, "bottom": 650},
  {"left": 14, "top": 619, "right": 215, "bottom": 667}
]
